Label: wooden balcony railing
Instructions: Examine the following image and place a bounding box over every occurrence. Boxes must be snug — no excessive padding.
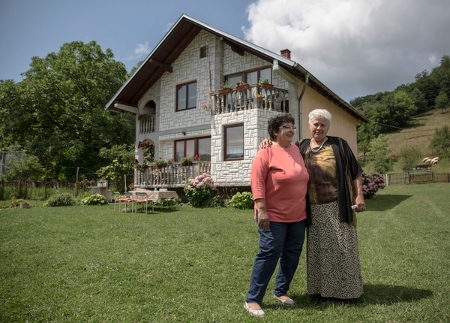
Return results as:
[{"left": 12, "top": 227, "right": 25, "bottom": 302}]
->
[
  {"left": 210, "top": 84, "right": 289, "bottom": 115},
  {"left": 135, "top": 162, "right": 211, "bottom": 188}
]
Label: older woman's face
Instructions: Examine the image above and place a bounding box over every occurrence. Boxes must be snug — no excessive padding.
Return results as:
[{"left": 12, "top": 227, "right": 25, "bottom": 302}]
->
[{"left": 309, "top": 116, "right": 329, "bottom": 142}]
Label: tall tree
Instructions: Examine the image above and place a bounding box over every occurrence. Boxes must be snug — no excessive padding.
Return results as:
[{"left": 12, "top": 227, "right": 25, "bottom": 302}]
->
[
  {"left": 0, "top": 41, "right": 135, "bottom": 181},
  {"left": 435, "top": 90, "right": 449, "bottom": 113}
]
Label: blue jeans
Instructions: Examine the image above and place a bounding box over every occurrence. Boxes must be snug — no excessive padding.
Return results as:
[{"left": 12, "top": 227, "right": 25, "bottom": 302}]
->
[{"left": 246, "top": 220, "right": 306, "bottom": 305}]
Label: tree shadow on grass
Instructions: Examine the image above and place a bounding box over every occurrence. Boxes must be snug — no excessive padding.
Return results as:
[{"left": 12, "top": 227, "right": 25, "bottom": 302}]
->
[{"left": 365, "top": 194, "right": 412, "bottom": 212}]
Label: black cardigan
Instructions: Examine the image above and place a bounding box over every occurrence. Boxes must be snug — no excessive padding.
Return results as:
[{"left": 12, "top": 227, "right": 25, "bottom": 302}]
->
[{"left": 297, "top": 136, "right": 363, "bottom": 225}]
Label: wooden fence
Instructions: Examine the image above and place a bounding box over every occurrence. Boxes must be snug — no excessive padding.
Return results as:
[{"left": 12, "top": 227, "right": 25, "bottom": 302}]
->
[{"left": 384, "top": 172, "right": 450, "bottom": 185}]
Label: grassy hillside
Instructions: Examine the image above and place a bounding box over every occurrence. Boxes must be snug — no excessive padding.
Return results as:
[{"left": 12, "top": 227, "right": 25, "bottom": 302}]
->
[{"left": 362, "top": 107, "right": 450, "bottom": 173}]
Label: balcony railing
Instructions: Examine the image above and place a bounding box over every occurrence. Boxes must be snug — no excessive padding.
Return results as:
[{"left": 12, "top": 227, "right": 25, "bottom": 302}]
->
[
  {"left": 210, "top": 84, "right": 289, "bottom": 115},
  {"left": 139, "top": 115, "right": 156, "bottom": 134},
  {"left": 135, "top": 162, "right": 211, "bottom": 188}
]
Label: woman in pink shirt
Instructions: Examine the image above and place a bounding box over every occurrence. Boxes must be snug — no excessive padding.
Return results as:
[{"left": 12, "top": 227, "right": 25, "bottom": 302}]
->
[{"left": 244, "top": 114, "right": 309, "bottom": 318}]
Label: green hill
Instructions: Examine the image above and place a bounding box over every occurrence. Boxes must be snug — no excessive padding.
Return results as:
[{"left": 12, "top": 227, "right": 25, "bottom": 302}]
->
[{"left": 362, "top": 107, "right": 450, "bottom": 173}]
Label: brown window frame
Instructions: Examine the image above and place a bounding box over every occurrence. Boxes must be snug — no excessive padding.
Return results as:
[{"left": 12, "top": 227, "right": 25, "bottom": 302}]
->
[
  {"left": 174, "top": 136, "right": 211, "bottom": 162},
  {"left": 224, "top": 123, "right": 244, "bottom": 161},
  {"left": 176, "top": 81, "right": 197, "bottom": 112},
  {"left": 200, "top": 46, "right": 208, "bottom": 58}
]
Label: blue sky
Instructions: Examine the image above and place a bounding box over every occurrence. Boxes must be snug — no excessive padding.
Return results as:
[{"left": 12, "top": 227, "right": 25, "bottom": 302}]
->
[{"left": 1, "top": 0, "right": 450, "bottom": 102}]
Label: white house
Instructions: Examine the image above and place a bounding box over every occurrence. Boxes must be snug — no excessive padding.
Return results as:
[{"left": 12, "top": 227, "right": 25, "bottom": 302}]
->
[{"left": 106, "top": 13, "right": 366, "bottom": 191}]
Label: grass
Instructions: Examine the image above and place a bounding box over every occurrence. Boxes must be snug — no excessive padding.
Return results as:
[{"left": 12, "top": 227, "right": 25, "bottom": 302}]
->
[{"left": 1, "top": 183, "right": 450, "bottom": 322}]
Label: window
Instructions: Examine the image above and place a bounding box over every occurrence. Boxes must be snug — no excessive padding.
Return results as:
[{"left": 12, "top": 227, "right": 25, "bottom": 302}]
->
[
  {"left": 225, "top": 73, "right": 243, "bottom": 87},
  {"left": 200, "top": 46, "right": 208, "bottom": 58},
  {"left": 227, "top": 67, "right": 271, "bottom": 85},
  {"left": 176, "top": 81, "right": 197, "bottom": 111},
  {"left": 224, "top": 124, "right": 244, "bottom": 160},
  {"left": 175, "top": 137, "right": 211, "bottom": 161}
]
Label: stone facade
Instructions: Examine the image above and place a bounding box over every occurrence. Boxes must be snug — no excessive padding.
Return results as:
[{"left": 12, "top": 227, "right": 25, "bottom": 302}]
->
[{"left": 133, "top": 30, "right": 296, "bottom": 187}]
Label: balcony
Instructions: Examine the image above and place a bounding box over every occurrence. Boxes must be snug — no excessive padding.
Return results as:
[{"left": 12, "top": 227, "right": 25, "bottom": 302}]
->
[
  {"left": 135, "top": 162, "right": 211, "bottom": 188},
  {"left": 139, "top": 114, "right": 156, "bottom": 134},
  {"left": 210, "top": 84, "right": 289, "bottom": 115}
]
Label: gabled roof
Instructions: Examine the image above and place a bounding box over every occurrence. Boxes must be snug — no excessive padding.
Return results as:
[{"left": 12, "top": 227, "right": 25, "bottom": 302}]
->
[{"left": 106, "top": 13, "right": 366, "bottom": 122}]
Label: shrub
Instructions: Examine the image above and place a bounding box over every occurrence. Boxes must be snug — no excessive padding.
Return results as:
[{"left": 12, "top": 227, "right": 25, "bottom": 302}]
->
[
  {"left": 184, "top": 173, "right": 216, "bottom": 207},
  {"left": 205, "top": 195, "right": 226, "bottom": 208},
  {"left": 160, "top": 197, "right": 180, "bottom": 208},
  {"left": 362, "top": 173, "right": 386, "bottom": 199},
  {"left": 227, "top": 191, "right": 254, "bottom": 209},
  {"left": 81, "top": 194, "right": 108, "bottom": 205},
  {"left": 44, "top": 193, "right": 77, "bottom": 207},
  {"left": 181, "top": 157, "right": 192, "bottom": 166}
]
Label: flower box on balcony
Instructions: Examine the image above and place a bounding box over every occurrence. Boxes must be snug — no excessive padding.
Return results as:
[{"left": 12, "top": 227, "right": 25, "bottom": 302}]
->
[
  {"left": 218, "top": 88, "right": 231, "bottom": 95},
  {"left": 236, "top": 83, "right": 250, "bottom": 91},
  {"left": 259, "top": 83, "right": 273, "bottom": 90},
  {"left": 258, "top": 79, "right": 274, "bottom": 90}
]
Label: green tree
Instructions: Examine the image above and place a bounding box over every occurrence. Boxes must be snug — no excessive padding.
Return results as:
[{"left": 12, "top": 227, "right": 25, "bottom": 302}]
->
[
  {"left": 0, "top": 41, "right": 134, "bottom": 181},
  {"left": 435, "top": 90, "right": 449, "bottom": 114},
  {"left": 1, "top": 144, "right": 45, "bottom": 198},
  {"left": 399, "top": 146, "right": 422, "bottom": 172},
  {"left": 96, "top": 144, "right": 135, "bottom": 193},
  {"left": 429, "top": 125, "right": 450, "bottom": 158},
  {"left": 369, "top": 135, "right": 393, "bottom": 174},
  {"left": 391, "top": 90, "right": 417, "bottom": 127}
]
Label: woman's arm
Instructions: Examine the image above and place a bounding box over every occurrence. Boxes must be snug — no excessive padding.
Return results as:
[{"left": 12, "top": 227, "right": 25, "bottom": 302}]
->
[
  {"left": 254, "top": 198, "right": 270, "bottom": 231},
  {"left": 353, "top": 174, "right": 366, "bottom": 212}
]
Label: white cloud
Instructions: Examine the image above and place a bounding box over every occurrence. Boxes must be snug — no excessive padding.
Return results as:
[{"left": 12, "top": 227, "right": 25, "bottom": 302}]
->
[
  {"left": 243, "top": 0, "right": 450, "bottom": 102},
  {"left": 133, "top": 42, "right": 151, "bottom": 58}
]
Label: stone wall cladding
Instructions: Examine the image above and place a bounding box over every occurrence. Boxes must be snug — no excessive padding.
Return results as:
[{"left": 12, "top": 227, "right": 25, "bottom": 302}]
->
[{"left": 134, "top": 29, "right": 291, "bottom": 187}]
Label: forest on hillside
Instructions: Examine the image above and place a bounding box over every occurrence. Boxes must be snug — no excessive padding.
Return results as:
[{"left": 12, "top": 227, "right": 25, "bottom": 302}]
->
[{"left": 350, "top": 55, "right": 450, "bottom": 166}]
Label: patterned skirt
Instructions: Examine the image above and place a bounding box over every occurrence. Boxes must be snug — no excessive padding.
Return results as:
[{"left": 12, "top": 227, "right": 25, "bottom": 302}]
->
[{"left": 307, "top": 200, "right": 364, "bottom": 299}]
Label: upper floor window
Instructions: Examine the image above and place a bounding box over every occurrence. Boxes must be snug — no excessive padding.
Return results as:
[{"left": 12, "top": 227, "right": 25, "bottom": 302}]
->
[
  {"left": 200, "top": 46, "right": 208, "bottom": 58},
  {"left": 225, "top": 67, "right": 271, "bottom": 87},
  {"left": 176, "top": 81, "right": 197, "bottom": 111},
  {"left": 175, "top": 137, "right": 211, "bottom": 162},
  {"left": 224, "top": 124, "right": 244, "bottom": 160}
]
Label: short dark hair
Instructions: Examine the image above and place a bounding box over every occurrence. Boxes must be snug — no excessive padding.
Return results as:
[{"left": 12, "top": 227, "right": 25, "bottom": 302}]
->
[{"left": 268, "top": 113, "right": 295, "bottom": 141}]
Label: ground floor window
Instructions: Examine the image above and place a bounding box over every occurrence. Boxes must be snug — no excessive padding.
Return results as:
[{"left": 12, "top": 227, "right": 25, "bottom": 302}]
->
[
  {"left": 224, "top": 124, "right": 244, "bottom": 160},
  {"left": 175, "top": 137, "right": 211, "bottom": 162}
]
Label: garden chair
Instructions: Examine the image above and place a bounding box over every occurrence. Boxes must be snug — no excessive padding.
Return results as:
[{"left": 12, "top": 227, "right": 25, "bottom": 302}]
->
[
  {"left": 133, "top": 192, "right": 154, "bottom": 213},
  {"left": 117, "top": 192, "right": 133, "bottom": 213},
  {"left": 113, "top": 192, "right": 121, "bottom": 212}
]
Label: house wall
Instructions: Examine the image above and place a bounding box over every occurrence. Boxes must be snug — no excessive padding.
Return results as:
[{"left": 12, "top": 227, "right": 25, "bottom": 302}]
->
[
  {"left": 132, "top": 28, "right": 359, "bottom": 188},
  {"left": 210, "top": 34, "right": 295, "bottom": 186},
  {"left": 136, "top": 30, "right": 216, "bottom": 161},
  {"left": 299, "top": 84, "right": 360, "bottom": 154}
]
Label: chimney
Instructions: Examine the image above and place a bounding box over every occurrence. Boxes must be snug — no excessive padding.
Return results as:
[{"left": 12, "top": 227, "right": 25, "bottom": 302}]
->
[{"left": 280, "top": 49, "right": 291, "bottom": 59}]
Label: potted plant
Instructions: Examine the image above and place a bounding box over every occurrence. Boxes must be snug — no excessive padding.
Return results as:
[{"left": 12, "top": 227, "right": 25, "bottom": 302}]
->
[
  {"left": 258, "top": 78, "right": 274, "bottom": 90},
  {"left": 256, "top": 94, "right": 265, "bottom": 102},
  {"left": 236, "top": 81, "right": 250, "bottom": 91},
  {"left": 194, "top": 154, "right": 201, "bottom": 161},
  {"left": 201, "top": 103, "right": 212, "bottom": 110},
  {"left": 218, "top": 82, "right": 232, "bottom": 95},
  {"left": 181, "top": 157, "right": 193, "bottom": 166},
  {"left": 153, "top": 159, "right": 167, "bottom": 169}
]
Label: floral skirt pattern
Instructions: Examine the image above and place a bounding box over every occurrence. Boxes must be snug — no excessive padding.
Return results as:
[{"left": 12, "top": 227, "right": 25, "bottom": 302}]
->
[{"left": 307, "top": 200, "right": 364, "bottom": 299}]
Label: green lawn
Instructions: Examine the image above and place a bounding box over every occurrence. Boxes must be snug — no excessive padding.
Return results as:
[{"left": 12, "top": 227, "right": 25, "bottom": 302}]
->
[{"left": 1, "top": 183, "right": 449, "bottom": 322}]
